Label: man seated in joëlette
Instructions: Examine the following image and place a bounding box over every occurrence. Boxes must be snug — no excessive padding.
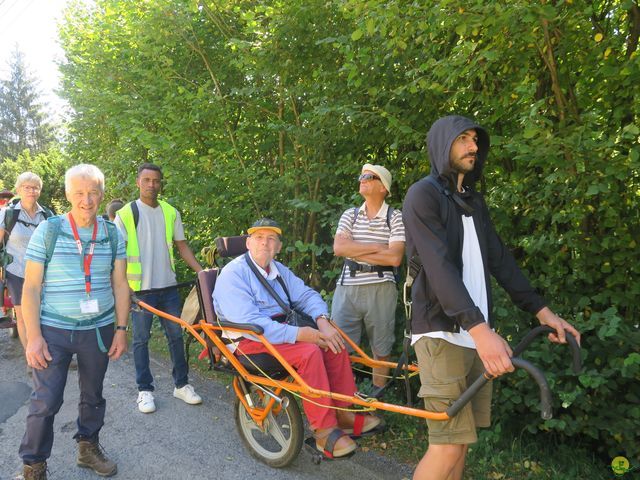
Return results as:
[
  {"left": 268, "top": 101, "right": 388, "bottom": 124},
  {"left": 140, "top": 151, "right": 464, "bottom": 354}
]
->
[{"left": 213, "top": 218, "right": 381, "bottom": 458}]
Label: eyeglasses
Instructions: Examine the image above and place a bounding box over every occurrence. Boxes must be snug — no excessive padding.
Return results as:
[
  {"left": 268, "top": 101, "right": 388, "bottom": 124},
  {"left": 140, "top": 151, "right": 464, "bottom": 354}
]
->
[
  {"left": 358, "top": 173, "right": 380, "bottom": 182},
  {"left": 21, "top": 185, "right": 41, "bottom": 192}
]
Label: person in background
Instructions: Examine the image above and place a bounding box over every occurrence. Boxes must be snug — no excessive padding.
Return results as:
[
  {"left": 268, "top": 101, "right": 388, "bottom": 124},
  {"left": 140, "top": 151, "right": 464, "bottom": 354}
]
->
[
  {"left": 106, "top": 198, "right": 124, "bottom": 221},
  {"left": 332, "top": 164, "right": 405, "bottom": 389},
  {"left": 0, "top": 188, "right": 14, "bottom": 207},
  {"left": 115, "top": 163, "right": 203, "bottom": 414},
  {"left": 0, "top": 173, "right": 53, "bottom": 358}
]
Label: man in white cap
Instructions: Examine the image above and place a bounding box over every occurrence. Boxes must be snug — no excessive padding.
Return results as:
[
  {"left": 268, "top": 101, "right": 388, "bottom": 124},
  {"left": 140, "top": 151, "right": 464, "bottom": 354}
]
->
[{"left": 332, "top": 164, "right": 405, "bottom": 389}]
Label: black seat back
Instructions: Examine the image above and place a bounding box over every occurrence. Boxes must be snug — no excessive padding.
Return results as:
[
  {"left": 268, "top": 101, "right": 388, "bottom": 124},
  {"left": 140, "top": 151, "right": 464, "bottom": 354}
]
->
[
  {"left": 214, "top": 235, "right": 248, "bottom": 265},
  {"left": 196, "top": 269, "right": 219, "bottom": 325},
  {"left": 196, "top": 235, "right": 248, "bottom": 324}
]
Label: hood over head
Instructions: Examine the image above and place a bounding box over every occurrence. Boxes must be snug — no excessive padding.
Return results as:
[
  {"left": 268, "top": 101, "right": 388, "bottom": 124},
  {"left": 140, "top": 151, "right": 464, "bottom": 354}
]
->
[{"left": 426, "top": 115, "right": 490, "bottom": 187}]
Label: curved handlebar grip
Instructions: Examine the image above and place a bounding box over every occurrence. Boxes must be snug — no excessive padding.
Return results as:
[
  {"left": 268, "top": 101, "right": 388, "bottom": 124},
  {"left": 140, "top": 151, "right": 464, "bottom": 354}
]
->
[
  {"left": 511, "top": 357, "right": 553, "bottom": 420},
  {"left": 512, "top": 326, "right": 582, "bottom": 374},
  {"left": 446, "top": 357, "right": 553, "bottom": 420},
  {"left": 445, "top": 372, "right": 491, "bottom": 419}
]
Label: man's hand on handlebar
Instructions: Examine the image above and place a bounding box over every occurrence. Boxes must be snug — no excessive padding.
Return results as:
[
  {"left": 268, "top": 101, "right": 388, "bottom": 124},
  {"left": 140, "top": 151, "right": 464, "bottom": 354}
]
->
[
  {"left": 536, "top": 307, "right": 581, "bottom": 346},
  {"left": 469, "top": 323, "right": 514, "bottom": 378}
]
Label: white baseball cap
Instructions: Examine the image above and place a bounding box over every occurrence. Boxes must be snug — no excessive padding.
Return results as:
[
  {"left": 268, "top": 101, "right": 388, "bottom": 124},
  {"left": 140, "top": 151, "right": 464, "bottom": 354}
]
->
[{"left": 361, "top": 163, "right": 392, "bottom": 195}]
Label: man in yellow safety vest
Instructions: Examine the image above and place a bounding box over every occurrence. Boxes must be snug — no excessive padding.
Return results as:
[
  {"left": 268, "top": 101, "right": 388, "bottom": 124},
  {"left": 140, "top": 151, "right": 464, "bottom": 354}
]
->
[{"left": 115, "top": 163, "right": 203, "bottom": 414}]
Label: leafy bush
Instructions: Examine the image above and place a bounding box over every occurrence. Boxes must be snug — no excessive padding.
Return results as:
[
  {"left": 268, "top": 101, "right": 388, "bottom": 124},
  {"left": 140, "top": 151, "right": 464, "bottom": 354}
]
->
[{"left": 58, "top": 0, "right": 639, "bottom": 463}]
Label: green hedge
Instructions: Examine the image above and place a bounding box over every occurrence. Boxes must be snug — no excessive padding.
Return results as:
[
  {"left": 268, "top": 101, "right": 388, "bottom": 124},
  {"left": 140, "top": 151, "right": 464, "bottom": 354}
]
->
[{"left": 58, "top": 0, "right": 639, "bottom": 462}]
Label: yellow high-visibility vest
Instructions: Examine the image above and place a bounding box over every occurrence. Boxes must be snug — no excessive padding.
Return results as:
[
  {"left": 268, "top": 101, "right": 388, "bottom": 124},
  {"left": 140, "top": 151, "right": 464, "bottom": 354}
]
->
[{"left": 117, "top": 200, "right": 176, "bottom": 291}]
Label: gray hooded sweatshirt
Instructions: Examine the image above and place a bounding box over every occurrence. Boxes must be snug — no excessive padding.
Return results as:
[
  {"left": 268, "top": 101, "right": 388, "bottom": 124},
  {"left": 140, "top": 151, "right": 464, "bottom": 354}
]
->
[{"left": 402, "top": 115, "right": 546, "bottom": 335}]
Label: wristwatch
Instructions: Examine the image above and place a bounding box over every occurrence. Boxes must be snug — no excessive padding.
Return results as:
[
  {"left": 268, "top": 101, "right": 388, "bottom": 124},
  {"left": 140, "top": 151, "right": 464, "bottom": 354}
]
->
[{"left": 115, "top": 325, "right": 128, "bottom": 331}]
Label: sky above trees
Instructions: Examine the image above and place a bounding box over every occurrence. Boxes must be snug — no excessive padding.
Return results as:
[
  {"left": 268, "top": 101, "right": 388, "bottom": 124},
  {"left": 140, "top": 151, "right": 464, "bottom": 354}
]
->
[{"left": 0, "top": 0, "right": 71, "bottom": 120}]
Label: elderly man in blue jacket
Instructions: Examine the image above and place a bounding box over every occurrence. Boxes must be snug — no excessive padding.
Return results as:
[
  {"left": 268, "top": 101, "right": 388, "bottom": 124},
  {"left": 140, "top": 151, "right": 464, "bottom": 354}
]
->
[{"left": 213, "top": 218, "right": 381, "bottom": 458}]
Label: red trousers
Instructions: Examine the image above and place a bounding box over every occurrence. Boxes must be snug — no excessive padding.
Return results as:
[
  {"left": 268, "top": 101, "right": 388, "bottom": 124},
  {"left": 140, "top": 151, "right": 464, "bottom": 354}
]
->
[{"left": 236, "top": 339, "right": 356, "bottom": 430}]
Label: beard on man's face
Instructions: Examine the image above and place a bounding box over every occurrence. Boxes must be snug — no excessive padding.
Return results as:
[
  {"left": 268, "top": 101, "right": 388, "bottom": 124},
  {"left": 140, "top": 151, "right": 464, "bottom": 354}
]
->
[{"left": 451, "top": 151, "right": 478, "bottom": 173}]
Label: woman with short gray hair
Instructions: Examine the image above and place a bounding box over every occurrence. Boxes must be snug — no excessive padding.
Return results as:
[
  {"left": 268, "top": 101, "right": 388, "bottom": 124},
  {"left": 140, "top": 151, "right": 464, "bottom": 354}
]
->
[{"left": 0, "top": 172, "right": 53, "bottom": 358}]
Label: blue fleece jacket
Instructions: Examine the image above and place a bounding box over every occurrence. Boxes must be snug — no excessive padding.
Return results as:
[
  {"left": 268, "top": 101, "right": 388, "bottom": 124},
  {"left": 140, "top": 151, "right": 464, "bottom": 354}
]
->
[{"left": 212, "top": 252, "right": 329, "bottom": 344}]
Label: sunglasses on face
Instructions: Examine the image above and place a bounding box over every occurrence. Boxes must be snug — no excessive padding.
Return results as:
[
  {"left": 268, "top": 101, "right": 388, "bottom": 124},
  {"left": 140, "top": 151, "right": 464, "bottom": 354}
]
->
[{"left": 358, "top": 173, "right": 380, "bottom": 182}]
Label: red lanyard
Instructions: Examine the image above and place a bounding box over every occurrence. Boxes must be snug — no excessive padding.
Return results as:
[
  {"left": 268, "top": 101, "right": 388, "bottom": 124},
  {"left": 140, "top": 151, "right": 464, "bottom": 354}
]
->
[{"left": 68, "top": 213, "right": 98, "bottom": 296}]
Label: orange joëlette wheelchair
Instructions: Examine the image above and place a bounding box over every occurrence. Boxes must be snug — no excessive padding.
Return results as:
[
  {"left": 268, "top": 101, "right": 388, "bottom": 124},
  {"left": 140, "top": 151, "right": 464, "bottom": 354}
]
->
[{"left": 132, "top": 235, "right": 582, "bottom": 468}]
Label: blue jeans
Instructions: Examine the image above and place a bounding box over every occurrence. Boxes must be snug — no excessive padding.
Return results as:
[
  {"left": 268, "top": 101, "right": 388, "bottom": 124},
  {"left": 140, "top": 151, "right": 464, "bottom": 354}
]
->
[
  {"left": 132, "top": 287, "right": 188, "bottom": 391},
  {"left": 19, "top": 324, "right": 114, "bottom": 464}
]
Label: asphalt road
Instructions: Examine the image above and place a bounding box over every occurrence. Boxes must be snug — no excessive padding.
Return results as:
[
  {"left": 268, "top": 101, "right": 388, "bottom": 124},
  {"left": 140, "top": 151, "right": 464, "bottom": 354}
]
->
[{"left": 0, "top": 328, "right": 413, "bottom": 480}]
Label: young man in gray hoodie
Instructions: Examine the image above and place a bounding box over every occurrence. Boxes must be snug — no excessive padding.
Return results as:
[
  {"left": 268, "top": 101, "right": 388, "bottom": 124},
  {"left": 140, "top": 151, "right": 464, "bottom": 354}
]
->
[{"left": 402, "top": 115, "right": 580, "bottom": 480}]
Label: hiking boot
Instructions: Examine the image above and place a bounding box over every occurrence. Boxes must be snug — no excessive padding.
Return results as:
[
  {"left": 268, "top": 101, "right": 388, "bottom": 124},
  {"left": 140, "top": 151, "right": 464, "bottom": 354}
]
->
[
  {"left": 137, "top": 390, "right": 156, "bottom": 413},
  {"left": 173, "top": 384, "right": 202, "bottom": 405},
  {"left": 77, "top": 440, "right": 117, "bottom": 477},
  {"left": 23, "top": 461, "right": 47, "bottom": 480}
]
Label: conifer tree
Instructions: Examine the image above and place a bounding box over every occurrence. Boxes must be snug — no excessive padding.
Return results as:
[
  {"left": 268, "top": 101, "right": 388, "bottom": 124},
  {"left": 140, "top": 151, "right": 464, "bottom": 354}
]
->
[{"left": 0, "top": 48, "right": 55, "bottom": 161}]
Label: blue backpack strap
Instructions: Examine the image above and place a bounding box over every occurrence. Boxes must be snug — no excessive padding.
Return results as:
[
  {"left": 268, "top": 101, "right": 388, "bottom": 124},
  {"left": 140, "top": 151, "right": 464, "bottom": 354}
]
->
[
  {"left": 44, "top": 216, "right": 62, "bottom": 268},
  {"left": 42, "top": 206, "right": 54, "bottom": 219},
  {"left": 103, "top": 219, "right": 118, "bottom": 271},
  {"left": 44, "top": 216, "right": 117, "bottom": 271}
]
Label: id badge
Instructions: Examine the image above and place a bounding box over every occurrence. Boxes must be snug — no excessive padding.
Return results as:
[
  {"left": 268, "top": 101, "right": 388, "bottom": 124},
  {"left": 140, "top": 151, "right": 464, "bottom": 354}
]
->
[{"left": 80, "top": 298, "right": 99, "bottom": 314}]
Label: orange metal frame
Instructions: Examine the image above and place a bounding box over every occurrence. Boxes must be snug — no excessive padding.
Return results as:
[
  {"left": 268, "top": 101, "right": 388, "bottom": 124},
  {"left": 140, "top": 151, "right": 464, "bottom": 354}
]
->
[{"left": 137, "top": 299, "right": 450, "bottom": 422}]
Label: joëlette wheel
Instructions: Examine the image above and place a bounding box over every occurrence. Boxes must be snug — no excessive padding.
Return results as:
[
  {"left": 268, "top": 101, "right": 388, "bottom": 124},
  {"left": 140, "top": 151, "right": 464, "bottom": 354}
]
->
[{"left": 234, "top": 385, "right": 303, "bottom": 468}]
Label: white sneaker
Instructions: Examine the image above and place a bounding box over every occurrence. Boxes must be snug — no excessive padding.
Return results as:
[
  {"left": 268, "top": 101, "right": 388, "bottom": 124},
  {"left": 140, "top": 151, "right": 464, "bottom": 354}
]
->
[
  {"left": 137, "top": 391, "right": 156, "bottom": 413},
  {"left": 173, "top": 384, "right": 202, "bottom": 405}
]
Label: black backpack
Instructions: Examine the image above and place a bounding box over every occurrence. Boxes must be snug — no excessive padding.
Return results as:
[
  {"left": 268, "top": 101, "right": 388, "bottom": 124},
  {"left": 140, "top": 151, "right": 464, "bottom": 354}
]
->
[{"left": 1, "top": 198, "right": 54, "bottom": 245}]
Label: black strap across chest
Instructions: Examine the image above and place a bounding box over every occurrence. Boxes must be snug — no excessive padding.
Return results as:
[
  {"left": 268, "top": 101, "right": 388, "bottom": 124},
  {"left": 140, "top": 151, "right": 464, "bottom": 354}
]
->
[{"left": 244, "top": 253, "right": 292, "bottom": 316}]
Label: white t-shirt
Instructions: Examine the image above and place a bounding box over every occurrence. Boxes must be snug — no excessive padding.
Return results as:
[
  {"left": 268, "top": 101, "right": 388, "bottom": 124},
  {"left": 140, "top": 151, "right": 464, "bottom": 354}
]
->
[
  {"left": 115, "top": 199, "right": 186, "bottom": 290},
  {"left": 412, "top": 214, "right": 489, "bottom": 349}
]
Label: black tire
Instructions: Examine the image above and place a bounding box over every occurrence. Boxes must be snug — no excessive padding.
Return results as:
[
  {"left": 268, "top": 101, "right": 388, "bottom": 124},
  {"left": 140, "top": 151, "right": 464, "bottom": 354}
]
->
[{"left": 234, "top": 384, "right": 303, "bottom": 468}]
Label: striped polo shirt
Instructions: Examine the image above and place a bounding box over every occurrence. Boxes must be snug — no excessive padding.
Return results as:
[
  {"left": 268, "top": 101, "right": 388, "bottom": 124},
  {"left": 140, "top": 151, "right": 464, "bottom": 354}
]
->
[
  {"left": 25, "top": 214, "right": 126, "bottom": 330},
  {"left": 336, "top": 202, "right": 405, "bottom": 285}
]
